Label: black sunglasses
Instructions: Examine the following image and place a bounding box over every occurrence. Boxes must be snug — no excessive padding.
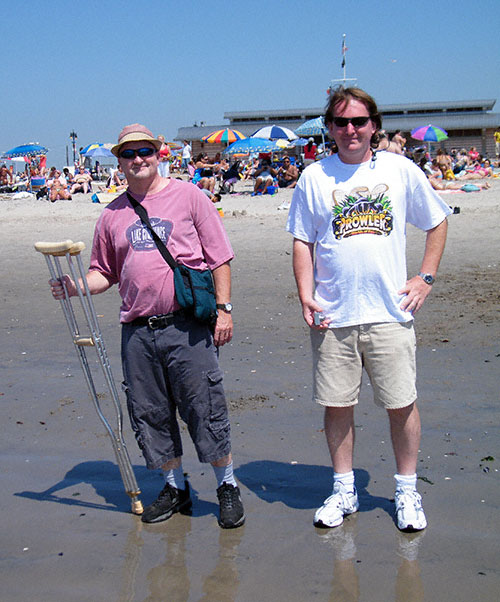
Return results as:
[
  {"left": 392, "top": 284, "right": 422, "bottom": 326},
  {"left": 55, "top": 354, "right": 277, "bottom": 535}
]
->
[
  {"left": 332, "top": 116, "right": 371, "bottom": 128},
  {"left": 119, "top": 147, "right": 156, "bottom": 159}
]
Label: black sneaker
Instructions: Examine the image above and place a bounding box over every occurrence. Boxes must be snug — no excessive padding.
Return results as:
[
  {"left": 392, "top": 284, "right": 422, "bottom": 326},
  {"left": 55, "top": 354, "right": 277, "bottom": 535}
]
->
[
  {"left": 141, "top": 481, "right": 192, "bottom": 524},
  {"left": 217, "top": 483, "right": 245, "bottom": 529}
]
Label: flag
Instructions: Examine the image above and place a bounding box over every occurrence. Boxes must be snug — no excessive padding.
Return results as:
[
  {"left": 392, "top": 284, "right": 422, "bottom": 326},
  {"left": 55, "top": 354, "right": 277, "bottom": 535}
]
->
[{"left": 341, "top": 36, "right": 347, "bottom": 68}]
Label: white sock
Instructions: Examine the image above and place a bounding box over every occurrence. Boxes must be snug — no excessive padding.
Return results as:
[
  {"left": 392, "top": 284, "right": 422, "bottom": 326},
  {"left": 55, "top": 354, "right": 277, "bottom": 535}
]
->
[
  {"left": 162, "top": 466, "right": 186, "bottom": 490},
  {"left": 333, "top": 470, "right": 355, "bottom": 493},
  {"left": 394, "top": 473, "right": 417, "bottom": 491},
  {"left": 213, "top": 462, "right": 237, "bottom": 488}
]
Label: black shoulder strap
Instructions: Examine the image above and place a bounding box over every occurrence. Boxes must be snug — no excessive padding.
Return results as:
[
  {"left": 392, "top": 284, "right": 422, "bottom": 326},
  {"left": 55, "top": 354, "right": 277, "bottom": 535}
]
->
[{"left": 126, "top": 190, "right": 178, "bottom": 271}]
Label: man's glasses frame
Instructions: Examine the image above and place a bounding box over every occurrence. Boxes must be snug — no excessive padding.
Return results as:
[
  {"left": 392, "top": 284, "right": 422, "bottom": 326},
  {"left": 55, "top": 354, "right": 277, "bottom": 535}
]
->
[
  {"left": 332, "top": 116, "right": 371, "bottom": 128},
  {"left": 119, "top": 147, "right": 156, "bottom": 159}
]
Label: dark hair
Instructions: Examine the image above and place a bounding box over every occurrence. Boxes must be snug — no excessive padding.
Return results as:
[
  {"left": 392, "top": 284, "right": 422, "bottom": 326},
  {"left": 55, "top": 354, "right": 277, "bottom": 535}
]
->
[
  {"left": 195, "top": 153, "right": 204, "bottom": 163},
  {"left": 325, "top": 86, "right": 382, "bottom": 149}
]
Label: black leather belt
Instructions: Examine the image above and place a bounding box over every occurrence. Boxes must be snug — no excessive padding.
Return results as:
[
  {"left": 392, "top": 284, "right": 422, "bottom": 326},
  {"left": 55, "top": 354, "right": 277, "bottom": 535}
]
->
[{"left": 129, "top": 310, "right": 184, "bottom": 330}]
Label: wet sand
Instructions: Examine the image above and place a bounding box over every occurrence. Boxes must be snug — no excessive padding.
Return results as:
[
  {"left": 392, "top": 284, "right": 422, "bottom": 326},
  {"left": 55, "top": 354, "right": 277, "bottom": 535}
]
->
[{"left": 1, "top": 178, "right": 499, "bottom": 600}]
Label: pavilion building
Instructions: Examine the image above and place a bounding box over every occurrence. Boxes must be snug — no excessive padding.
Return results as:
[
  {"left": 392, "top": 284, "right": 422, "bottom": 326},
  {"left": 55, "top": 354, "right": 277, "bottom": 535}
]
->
[{"left": 175, "top": 98, "right": 499, "bottom": 159}]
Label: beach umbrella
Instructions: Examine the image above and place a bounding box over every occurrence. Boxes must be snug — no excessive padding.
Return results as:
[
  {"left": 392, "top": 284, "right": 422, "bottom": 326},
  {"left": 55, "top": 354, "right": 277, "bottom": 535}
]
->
[
  {"left": 411, "top": 125, "right": 448, "bottom": 154},
  {"left": 294, "top": 116, "right": 327, "bottom": 137},
  {"left": 411, "top": 125, "right": 448, "bottom": 142},
  {"left": 2, "top": 143, "right": 48, "bottom": 158},
  {"left": 291, "top": 138, "right": 309, "bottom": 147},
  {"left": 84, "top": 146, "right": 114, "bottom": 158},
  {"left": 295, "top": 117, "right": 327, "bottom": 151},
  {"left": 223, "top": 137, "right": 278, "bottom": 155},
  {"left": 80, "top": 143, "right": 103, "bottom": 155},
  {"left": 253, "top": 125, "right": 297, "bottom": 140},
  {"left": 275, "top": 139, "right": 292, "bottom": 149},
  {"left": 251, "top": 125, "right": 297, "bottom": 140},
  {"left": 202, "top": 128, "right": 246, "bottom": 144}
]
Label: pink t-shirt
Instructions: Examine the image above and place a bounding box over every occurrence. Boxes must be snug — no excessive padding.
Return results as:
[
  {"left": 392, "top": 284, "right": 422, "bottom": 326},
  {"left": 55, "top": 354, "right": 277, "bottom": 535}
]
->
[{"left": 89, "top": 178, "right": 234, "bottom": 322}]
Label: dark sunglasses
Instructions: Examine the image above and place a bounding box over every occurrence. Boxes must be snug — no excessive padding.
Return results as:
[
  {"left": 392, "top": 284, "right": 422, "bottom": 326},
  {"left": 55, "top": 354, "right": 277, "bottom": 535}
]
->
[
  {"left": 119, "top": 147, "right": 156, "bottom": 159},
  {"left": 332, "top": 116, "right": 371, "bottom": 128}
]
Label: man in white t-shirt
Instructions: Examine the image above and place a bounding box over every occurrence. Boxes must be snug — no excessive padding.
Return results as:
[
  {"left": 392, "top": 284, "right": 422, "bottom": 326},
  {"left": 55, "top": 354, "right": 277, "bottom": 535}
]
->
[
  {"left": 286, "top": 87, "right": 451, "bottom": 532},
  {"left": 50, "top": 124, "right": 244, "bottom": 529}
]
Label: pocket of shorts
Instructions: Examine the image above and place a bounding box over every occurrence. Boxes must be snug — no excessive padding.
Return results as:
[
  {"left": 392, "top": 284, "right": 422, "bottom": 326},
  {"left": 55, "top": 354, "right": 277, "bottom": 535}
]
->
[{"left": 206, "top": 369, "right": 230, "bottom": 436}]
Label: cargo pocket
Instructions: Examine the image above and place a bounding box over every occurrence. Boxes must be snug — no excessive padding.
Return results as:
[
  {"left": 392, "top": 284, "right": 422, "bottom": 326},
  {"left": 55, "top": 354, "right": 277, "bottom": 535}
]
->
[
  {"left": 121, "top": 380, "right": 146, "bottom": 452},
  {"left": 206, "top": 369, "right": 230, "bottom": 441}
]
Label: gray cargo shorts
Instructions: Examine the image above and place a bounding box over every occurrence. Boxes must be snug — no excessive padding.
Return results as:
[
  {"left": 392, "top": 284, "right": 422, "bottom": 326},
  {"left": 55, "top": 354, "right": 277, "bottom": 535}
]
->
[{"left": 121, "top": 313, "right": 231, "bottom": 469}]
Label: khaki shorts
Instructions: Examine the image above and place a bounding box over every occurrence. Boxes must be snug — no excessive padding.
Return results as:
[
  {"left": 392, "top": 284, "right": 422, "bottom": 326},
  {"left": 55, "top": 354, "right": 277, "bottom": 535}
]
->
[{"left": 311, "top": 321, "right": 417, "bottom": 409}]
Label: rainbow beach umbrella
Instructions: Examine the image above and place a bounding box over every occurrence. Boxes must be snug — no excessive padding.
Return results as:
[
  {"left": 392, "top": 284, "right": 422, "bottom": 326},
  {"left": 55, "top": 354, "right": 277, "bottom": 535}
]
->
[
  {"left": 411, "top": 124, "right": 448, "bottom": 154},
  {"left": 202, "top": 128, "right": 246, "bottom": 144}
]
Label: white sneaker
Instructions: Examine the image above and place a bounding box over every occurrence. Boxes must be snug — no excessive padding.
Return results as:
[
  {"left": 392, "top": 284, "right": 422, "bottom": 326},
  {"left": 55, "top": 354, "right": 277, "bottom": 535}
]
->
[
  {"left": 314, "top": 484, "right": 359, "bottom": 528},
  {"left": 395, "top": 488, "right": 427, "bottom": 532}
]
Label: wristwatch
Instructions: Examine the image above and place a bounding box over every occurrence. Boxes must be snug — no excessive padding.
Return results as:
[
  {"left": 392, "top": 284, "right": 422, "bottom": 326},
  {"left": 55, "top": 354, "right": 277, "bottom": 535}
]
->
[
  {"left": 418, "top": 272, "right": 435, "bottom": 285},
  {"left": 216, "top": 303, "right": 233, "bottom": 312}
]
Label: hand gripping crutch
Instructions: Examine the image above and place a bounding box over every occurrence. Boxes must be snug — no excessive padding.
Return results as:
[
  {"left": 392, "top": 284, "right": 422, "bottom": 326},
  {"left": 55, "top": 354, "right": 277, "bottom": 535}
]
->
[{"left": 34, "top": 240, "right": 143, "bottom": 515}]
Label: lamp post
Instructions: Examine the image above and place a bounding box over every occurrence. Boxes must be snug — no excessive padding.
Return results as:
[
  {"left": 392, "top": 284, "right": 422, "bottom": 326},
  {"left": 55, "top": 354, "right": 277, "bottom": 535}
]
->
[{"left": 69, "top": 131, "right": 78, "bottom": 165}]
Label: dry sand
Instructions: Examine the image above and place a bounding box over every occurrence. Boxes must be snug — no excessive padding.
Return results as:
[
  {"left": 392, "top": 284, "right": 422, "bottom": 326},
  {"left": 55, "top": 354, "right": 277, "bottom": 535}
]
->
[{"left": 1, "top": 176, "right": 499, "bottom": 601}]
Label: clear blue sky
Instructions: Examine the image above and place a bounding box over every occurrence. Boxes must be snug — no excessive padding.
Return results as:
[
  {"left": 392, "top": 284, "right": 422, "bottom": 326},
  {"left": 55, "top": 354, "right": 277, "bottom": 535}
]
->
[{"left": 1, "top": 0, "right": 499, "bottom": 166}]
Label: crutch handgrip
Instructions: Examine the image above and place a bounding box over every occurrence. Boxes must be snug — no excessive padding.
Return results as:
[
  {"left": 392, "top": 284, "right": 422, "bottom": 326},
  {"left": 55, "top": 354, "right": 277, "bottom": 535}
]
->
[
  {"left": 35, "top": 240, "right": 86, "bottom": 256},
  {"left": 74, "top": 336, "right": 95, "bottom": 347}
]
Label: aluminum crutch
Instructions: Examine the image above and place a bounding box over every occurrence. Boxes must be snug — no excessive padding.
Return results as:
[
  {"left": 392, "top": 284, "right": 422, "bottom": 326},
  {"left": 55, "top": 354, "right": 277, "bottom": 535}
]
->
[{"left": 34, "top": 239, "right": 143, "bottom": 515}]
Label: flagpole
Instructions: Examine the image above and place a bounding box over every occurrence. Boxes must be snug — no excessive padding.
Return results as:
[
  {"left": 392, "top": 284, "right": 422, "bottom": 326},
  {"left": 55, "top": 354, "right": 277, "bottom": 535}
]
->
[
  {"left": 329, "top": 34, "right": 357, "bottom": 91},
  {"left": 342, "top": 34, "right": 346, "bottom": 83}
]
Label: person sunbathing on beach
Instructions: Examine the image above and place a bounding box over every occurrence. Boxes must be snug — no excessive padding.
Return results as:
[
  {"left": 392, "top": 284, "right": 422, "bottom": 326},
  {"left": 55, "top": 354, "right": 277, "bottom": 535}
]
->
[
  {"left": 435, "top": 148, "right": 454, "bottom": 179},
  {"left": 0, "top": 164, "right": 13, "bottom": 186},
  {"left": 464, "top": 158, "right": 493, "bottom": 178},
  {"left": 47, "top": 170, "right": 71, "bottom": 202},
  {"left": 277, "top": 155, "right": 299, "bottom": 188},
  {"left": 428, "top": 173, "right": 490, "bottom": 191},
  {"left": 193, "top": 153, "right": 216, "bottom": 192},
  {"left": 376, "top": 131, "right": 403, "bottom": 155},
  {"left": 70, "top": 166, "right": 93, "bottom": 194},
  {"left": 252, "top": 158, "right": 276, "bottom": 195}
]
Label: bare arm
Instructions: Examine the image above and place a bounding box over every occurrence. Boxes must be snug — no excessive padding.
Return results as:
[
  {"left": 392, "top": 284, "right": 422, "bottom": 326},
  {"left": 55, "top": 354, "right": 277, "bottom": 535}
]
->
[
  {"left": 398, "top": 218, "right": 448, "bottom": 313},
  {"left": 49, "top": 269, "right": 112, "bottom": 300},
  {"left": 292, "top": 238, "right": 329, "bottom": 328},
  {"left": 212, "top": 261, "right": 233, "bottom": 347}
]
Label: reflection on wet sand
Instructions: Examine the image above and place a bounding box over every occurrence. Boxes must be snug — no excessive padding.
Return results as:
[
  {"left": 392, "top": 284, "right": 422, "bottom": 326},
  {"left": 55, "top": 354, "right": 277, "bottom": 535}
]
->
[
  {"left": 116, "top": 515, "right": 243, "bottom": 601},
  {"left": 317, "top": 516, "right": 425, "bottom": 602}
]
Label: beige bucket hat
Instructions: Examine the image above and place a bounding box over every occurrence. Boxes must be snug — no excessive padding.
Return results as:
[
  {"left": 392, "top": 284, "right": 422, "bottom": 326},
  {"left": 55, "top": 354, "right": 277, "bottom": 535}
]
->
[{"left": 111, "top": 123, "right": 162, "bottom": 157}]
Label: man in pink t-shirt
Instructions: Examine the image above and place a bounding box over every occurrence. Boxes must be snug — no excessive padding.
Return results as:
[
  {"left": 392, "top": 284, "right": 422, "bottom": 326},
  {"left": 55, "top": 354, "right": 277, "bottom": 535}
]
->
[{"left": 50, "top": 124, "right": 245, "bottom": 529}]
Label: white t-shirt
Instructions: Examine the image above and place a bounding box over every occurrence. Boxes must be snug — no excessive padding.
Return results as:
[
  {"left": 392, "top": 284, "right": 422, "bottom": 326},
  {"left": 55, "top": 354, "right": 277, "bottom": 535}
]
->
[
  {"left": 286, "top": 151, "right": 452, "bottom": 328},
  {"left": 182, "top": 144, "right": 192, "bottom": 160}
]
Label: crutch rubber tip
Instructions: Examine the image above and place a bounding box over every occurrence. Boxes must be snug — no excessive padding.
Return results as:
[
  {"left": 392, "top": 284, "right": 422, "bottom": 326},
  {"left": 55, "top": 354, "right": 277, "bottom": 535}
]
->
[{"left": 131, "top": 499, "right": 144, "bottom": 515}]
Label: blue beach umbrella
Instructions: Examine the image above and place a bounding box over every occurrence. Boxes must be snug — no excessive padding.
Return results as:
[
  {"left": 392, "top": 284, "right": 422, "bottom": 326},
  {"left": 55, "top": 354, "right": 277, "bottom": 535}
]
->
[
  {"left": 223, "top": 137, "right": 279, "bottom": 155},
  {"left": 2, "top": 143, "right": 48, "bottom": 158},
  {"left": 84, "top": 146, "right": 114, "bottom": 158},
  {"left": 294, "top": 117, "right": 327, "bottom": 137}
]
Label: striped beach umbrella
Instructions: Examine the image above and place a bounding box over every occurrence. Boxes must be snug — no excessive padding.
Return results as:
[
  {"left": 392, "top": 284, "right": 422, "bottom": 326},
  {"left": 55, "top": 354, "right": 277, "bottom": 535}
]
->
[
  {"left": 80, "top": 143, "right": 104, "bottom": 155},
  {"left": 294, "top": 117, "right": 327, "bottom": 137},
  {"left": 251, "top": 125, "right": 298, "bottom": 141},
  {"left": 202, "top": 128, "right": 246, "bottom": 144}
]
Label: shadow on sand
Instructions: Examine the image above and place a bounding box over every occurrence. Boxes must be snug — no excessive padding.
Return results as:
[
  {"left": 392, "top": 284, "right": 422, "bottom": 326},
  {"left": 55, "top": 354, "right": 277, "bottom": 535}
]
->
[
  {"left": 236, "top": 461, "right": 394, "bottom": 518},
  {"left": 14, "top": 460, "right": 220, "bottom": 518}
]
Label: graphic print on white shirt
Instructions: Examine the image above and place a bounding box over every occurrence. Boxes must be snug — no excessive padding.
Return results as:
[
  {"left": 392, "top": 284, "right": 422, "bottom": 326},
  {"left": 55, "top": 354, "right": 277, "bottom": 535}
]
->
[{"left": 331, "top": 184, "right": 394, "bottom": 240}]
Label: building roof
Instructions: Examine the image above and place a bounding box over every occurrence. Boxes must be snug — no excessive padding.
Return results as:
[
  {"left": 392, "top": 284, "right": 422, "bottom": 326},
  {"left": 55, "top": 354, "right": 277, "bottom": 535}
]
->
[{"left": 175, "top": 99, "right": 499, "bottom": 141}]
